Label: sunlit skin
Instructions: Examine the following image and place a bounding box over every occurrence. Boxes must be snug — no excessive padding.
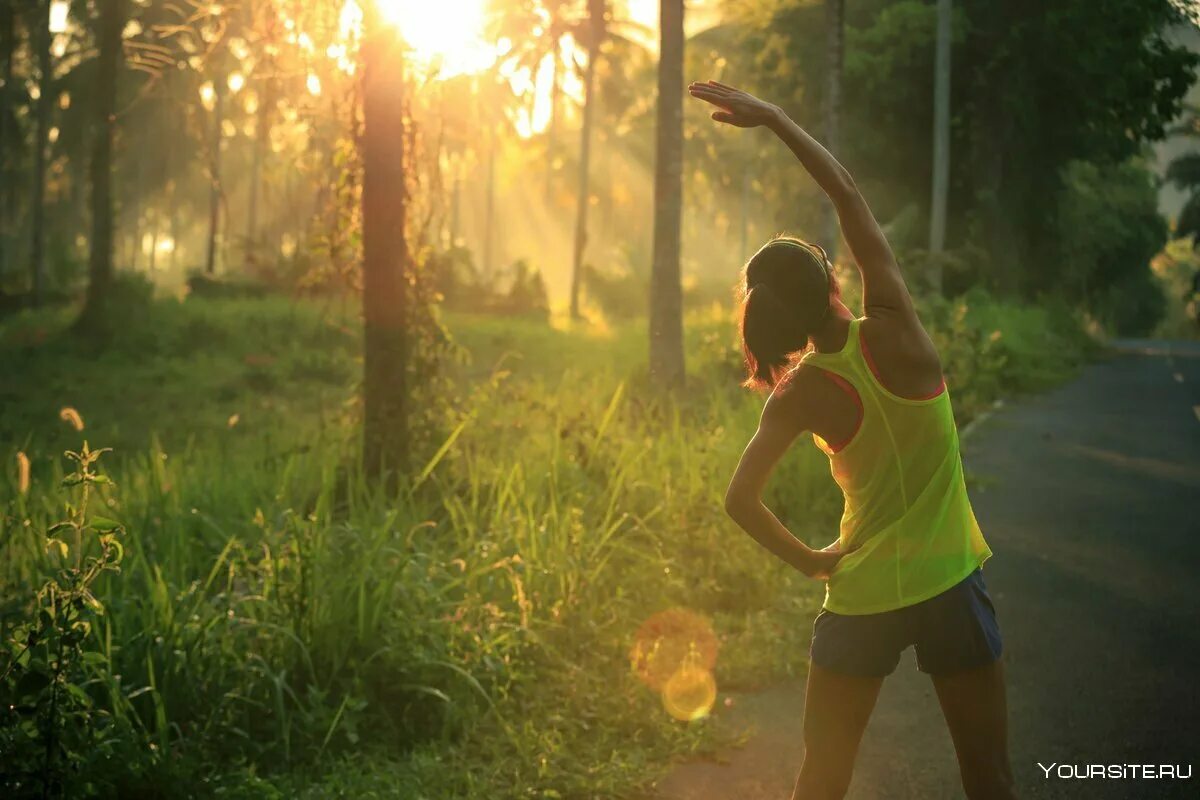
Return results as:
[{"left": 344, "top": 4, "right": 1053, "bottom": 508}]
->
[{"left": 690, "top": 80, "right": 1016, "bottom": 800}]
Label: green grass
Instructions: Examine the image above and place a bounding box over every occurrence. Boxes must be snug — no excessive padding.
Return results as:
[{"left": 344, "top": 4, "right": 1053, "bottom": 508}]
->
[{"left": 0, "top": 290, "right": 1092, "bottom": 798}]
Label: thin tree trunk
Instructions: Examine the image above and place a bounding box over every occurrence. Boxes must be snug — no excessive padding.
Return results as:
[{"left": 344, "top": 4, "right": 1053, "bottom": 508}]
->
[
  {"left": 969, "top": 0, "right": 1016, "bottom": 295},
  {"left": 545, "top": 47, "right": 559, "bottom": 206},
  {"left": 129, "top": 155, "right": 143, "bottom": 271},
  {"left": 0, "top": 4, "right": 14, "bottom": 282},
  {"left": 450, "top": 169, "right": 461, "bottom": 247},
  {"left": 649, "top": 0, "right": 685, "bottom": 387},
  {"left": 361, "top": 9, "right": 409, "bottom": 478},
  {"left": 740, "top": 152, "right": 750, "bottom": 263},
  {"left": 570, "top": 0, "right": 604, "bottom": 320},
  {"left": 30, "top": 0, "right": 51, "bottom": 304},
  {"left": 483, "top": 124, "right": 495, "bottom": 278},
  {"left": 822, "top": 0, "right": 843, "bottom": 256},
  {"left": 928, "top": 0, "right": 951, "bottom": 285},
  {"left": 168, "top": 187, "right": 179, "bottom": 270},
  {"left": 247, "top": 69, "right": 270, "bottom": 254},
  {"left": 76, "top": 0, "right": 122, "bottom": 333},
  {"left": 205, "top": 76, "right": 223, "bottom": 275},
  {"left": 148, "top": 212, "right": 158, "bottom": 272}
]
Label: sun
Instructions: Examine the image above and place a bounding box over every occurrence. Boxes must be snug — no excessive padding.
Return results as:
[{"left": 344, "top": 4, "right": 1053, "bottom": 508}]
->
[{"left": 375, "top": 0, "right": 500, "bottom": 78}]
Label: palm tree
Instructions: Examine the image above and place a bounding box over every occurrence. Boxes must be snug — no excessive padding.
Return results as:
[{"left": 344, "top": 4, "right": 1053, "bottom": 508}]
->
[
  {"left": 0, "top": 3, "right": 14, "bottom": 282},
  {"left": 204, "top": 62, "right": 224, "bottom": 275},
  {"left": 76, "top": 0, "right": 122, "bottom": 333},
  {"left": 569, "top": 0, "right": 606, "bottom": 319},
  {"left": 490, "top": 0, "right": 575, "bottom": 203},
  {"left": 649, "top": 0, "right": 684, "bottom": 386},
  {"left": 361, "top": 4, "right": 410, "bottom": 478},
  {"left": 30, "top": 0, "right": 52, "bottom": 304}
]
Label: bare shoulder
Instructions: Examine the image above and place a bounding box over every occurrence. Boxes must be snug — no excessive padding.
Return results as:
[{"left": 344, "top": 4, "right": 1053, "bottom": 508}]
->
[
  {"left": 860, "top": 312, "right": 943, "bottom": 377},
  {"left": 762, "top": 363, "right": 841, "bottom": 434}
]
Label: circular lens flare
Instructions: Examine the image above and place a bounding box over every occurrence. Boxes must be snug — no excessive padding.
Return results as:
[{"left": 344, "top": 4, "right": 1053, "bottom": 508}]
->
[
  {"left": 663, "top": 644, "right": 718, "bottom": 721},
  {"left": 630, "top": 607, "right": 720, "bottom": 720}
]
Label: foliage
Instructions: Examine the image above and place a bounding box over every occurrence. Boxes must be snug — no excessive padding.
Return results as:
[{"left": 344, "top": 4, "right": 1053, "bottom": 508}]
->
[
  {"left": 1, "top": 443, "right": 133, "bottom": 798},
  {"left": 1150, "top": 237, "right": 1200, "bottom": 339},
  {"left": 734, "top": 0, "right": 1194, "bottom": 298},
  {"left": 0, "top": 291, "right": 1091, "bottom": 796},
  {"left": 1165, "top": 107, "right": 1200, "bottom": 245},
  {"left": 186, "top": 272, "right": 272, "bottom": 300},
  {"left": 427, "top": 246, "right": 551, "bottom": 318},
  {"left": 1057, "top": 159, "right": 1168, "bottom": 335},
  {"left": 583, "top": 262, "right": 739, "bottom": 322}
]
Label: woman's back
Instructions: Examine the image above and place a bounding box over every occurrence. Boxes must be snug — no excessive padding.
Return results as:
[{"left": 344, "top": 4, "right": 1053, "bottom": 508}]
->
[{"left": 800, "top": 316, "right": 992, "bottom": 615}]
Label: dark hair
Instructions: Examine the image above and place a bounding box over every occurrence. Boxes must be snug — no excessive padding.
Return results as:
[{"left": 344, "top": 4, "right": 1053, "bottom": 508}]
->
[{"left": 737, "top": 236, "right": 835, "bottom": 390}]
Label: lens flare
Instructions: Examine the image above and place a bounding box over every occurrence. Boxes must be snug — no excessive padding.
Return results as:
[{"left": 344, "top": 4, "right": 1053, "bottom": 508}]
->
[
  {"left": 662, "top": 644, "right": 718, "bottom": 721},
  {"left": 375, "top": 0, "right": 499, "bottom": 78},
  {"left": 630, "top": 607, "right": 720, "bottom": 720}
]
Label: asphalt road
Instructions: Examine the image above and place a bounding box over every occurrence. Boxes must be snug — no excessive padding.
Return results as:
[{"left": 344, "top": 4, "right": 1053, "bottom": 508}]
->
[{"left": 637, "top": 342, "right": 1200, "bottom": 799}]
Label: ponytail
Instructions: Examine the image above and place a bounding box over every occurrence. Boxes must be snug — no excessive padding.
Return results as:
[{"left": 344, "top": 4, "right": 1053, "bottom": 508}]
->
[{"left": 737, "top": 237, "right": 834, "bottom": 391}]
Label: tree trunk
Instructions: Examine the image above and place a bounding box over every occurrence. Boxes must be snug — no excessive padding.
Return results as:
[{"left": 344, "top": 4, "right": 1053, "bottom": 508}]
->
[
  {"left": 148, "top": 212, "right": 158, "bottom": 272},
  {"left": 168, "top": 184, "right": 179, "bottom": 270},
  {"left": 76, "top": 0, "right": 121, "bottom": 333},
  {"left": 205, "top": 75, "right": 223, "bottom": 274},
  {"left": 128, "top": 154, "right": 143, "bottom": 271},
  {"left": 649, "top": 0, "right": 685, "bottom": 387},
  {"left": 361, "top": 11, "right": 409, "bottom": 478},
  {"left": 0, "top": 4, "right": 14, "bottom": 281},
  {"left": 30, "top": 0, "right": 51, "bottom": 304},
  {"left": 969, "top": 0, "right": 1016, "bottom": 295},
  {"left": 483, "top": 124, "right": 495, "bottom": 279},
  {"left": 569, "top": 0, "right": 604, "bottom": 320},
  {"left": 247, "top": 68, "right": 271, "bottom": 254},
  {"left": 822, "top": 0, "right": 844, "bottom": 256},
  {"left": 450, "top": 169, "right": 461, "bottom": 247},
  {"left": 545, "top": 47, "right": 559, "bottom": 206},
  {"left": 740, "top": 154, "right": 750, "bottom": 263},
  {"left": 928, "top": 0, "right": 951, "bottom": 285}
]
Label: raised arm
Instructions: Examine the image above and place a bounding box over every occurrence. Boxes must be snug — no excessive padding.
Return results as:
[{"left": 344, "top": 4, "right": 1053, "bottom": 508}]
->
[{"left": 688, "top": 80, "right": 914, "bottom": 317}]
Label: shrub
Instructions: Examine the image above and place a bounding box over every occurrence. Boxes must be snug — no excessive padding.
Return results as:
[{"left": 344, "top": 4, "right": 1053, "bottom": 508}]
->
[
  {"left": 186, "top": 273, "right": 271, "bottom": 300},
  {"left": 427, "top": 247, "right": 549, "bottom": 318},
  {"left": 1, "top": 443, "right": 139, "bottom": 798}
]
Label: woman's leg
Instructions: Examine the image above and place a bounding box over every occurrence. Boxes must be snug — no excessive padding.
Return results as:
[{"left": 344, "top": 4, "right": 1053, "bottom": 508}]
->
[
  {"left": 931, "top": 658, "right": 1017, "bottom": 800},
  {"left": 791, "top": 663, "right": 884, "bottom": 800}
]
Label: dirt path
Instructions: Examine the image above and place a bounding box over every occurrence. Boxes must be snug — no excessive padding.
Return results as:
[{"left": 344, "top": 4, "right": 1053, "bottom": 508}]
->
[{"left": 633, "top": 342, "right": 1200, "bottom": 799}]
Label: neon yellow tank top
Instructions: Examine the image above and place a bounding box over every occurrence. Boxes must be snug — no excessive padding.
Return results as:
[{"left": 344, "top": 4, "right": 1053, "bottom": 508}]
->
[{"left": 799, "top": 317, "right": 992, "bottom": 615}]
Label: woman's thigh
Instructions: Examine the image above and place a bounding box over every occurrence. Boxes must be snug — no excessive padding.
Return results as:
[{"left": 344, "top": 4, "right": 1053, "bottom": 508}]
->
[
  {"left": 794, "top": 663, "right": 884, "bottom": 800},
  {"left": 931, "top": 659, "right": 1016, "bottom": 799}
]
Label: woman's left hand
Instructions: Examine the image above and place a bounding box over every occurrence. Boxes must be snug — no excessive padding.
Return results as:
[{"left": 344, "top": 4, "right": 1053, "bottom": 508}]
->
[
  {"left": 805, "top": 540, "right": 857, "bottom": 580},
  {"left": 687, "top": 80, "right": 781, "bottom": 128}
]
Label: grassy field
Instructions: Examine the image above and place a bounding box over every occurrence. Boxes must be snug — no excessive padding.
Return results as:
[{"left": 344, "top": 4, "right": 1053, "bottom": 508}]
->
[{"left": 0, "top": 291, "right": 1094, "bottom": 798}]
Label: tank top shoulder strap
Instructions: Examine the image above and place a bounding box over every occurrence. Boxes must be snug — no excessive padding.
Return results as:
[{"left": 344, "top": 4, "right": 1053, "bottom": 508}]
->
[{"left": 799, "top": 317, "right": 864, "bottom": 374}]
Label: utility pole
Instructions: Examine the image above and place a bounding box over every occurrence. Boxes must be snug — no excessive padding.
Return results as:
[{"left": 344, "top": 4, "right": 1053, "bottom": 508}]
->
[{"left": 929, "top": 0, "right": 952, "bottom": 292}]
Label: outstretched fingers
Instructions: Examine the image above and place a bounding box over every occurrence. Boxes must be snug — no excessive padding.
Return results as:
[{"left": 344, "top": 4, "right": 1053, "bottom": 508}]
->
[
  {"left": 688, "top": 85, "right": 729, "bottom": 104},
  {"left": 689, "top": 80, "right": 731, "bottom": 94}
]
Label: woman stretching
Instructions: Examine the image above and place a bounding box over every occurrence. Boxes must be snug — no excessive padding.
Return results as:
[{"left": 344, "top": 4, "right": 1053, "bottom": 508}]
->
[{"left": 688, "top": 80, "right": 1015, "bottom": 800}]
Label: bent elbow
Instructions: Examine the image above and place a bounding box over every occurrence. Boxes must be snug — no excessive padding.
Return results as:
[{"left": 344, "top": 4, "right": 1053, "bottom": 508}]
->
[{"left": 723, "top": 491, "right": 749, "bottom": 520}]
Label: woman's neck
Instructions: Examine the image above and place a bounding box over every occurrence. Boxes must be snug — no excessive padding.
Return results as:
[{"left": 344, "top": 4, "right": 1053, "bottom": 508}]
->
[{"left": 809, "top": 302, "right": 855, "bottom": 354}]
